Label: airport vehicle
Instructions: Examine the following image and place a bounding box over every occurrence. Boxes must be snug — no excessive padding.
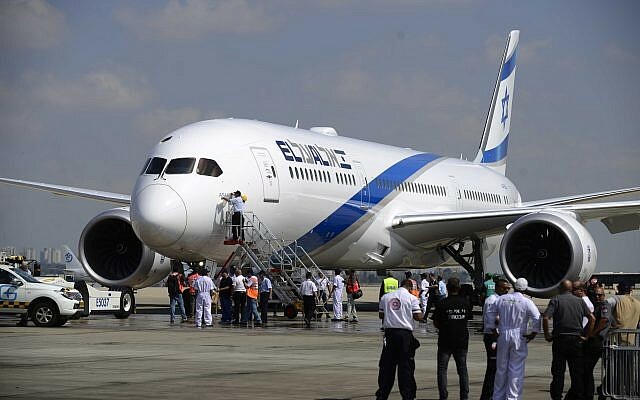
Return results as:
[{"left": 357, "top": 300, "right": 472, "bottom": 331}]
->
[
  {"left": 0, "top": 263, "right": 83, "bottom": 327},
  {"left": 35, "top": 246, "right": 134, "bottom": 319},
  {"left": 1, "top": 31, "right": 639, "bottom": 298}
]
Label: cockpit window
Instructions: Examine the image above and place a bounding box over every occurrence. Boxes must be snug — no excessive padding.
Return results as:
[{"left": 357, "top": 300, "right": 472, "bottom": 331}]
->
[
  {"left": 140, "top": 158, "right": 151, "bottom": 175},
  {"left": 197, "top": 158, "right": 223, "bottom": 177},
  {"left": 145, "top": 157, "right": 167, "bottom": 175},
  {"left": 165, "top": 157, "right": 196, "bottom": 174}
]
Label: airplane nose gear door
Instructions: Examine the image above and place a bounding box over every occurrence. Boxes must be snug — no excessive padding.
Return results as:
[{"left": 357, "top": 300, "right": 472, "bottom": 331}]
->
[{"left": 251, "top": 147, "right": 280, "bottom": 203}]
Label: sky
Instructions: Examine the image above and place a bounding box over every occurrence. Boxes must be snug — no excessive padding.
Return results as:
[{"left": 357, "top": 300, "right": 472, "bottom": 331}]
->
[{"left": 0, "top": 0, "right": 638, "bottom": 273}]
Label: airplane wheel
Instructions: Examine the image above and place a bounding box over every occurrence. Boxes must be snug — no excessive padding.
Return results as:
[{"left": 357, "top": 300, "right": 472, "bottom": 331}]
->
[
  {"left": 284, "top": 303, "right": 298, "bottom": 319},
  {"left": 114, "top": 288, "right": 135, "bottom": 319}
]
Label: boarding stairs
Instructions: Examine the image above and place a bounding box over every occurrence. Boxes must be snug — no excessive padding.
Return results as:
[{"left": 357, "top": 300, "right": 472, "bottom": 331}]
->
[{"left": 222, "top": 211, "right": 331, "bottom": 319}]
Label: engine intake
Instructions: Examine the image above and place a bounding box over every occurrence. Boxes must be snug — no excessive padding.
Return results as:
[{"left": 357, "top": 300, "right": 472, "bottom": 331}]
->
[
  {"left": 79, "top": 208, "right": 172, "bottom": 289},
  {"left": 500, "top": 211, "right": 596, "bottom": 297}
]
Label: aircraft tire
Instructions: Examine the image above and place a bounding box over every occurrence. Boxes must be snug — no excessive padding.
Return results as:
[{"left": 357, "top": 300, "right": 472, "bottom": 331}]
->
[
  {"left": 114, "top": 288, "right": 135, "bottom": 319},
  {"left": 284, "top": 303, "right": 297, "bottom": 319}
]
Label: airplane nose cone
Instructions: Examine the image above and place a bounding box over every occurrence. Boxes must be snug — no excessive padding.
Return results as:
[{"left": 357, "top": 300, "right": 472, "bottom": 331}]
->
[{"left": 131, "top": 184, "right": 187, "bottom": 248}]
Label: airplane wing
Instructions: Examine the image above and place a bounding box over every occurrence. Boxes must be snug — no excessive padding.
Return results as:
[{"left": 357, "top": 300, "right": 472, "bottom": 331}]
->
[
  {"left": 391, "top": 200, "right": 640, "bottom": 246},
  {"left": 521, "top": 186, "right": 640, "bottom": 207},
  {"left": 0, "top": 178, "right": 130, "bottom": 205}
]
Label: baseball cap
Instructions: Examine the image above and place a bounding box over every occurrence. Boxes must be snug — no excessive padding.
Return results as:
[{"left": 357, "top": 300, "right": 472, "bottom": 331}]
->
[{"left": 515, "top": 278, "right": 528, "bottom": 291}]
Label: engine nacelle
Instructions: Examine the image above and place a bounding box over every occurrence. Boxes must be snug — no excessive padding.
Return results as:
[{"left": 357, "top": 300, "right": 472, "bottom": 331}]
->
[
  {"left": 78, "top": 208, "right": 172, "bottom": 289},
  {"left": 500, "top": 211, "right": 597, "bottom": 298}
]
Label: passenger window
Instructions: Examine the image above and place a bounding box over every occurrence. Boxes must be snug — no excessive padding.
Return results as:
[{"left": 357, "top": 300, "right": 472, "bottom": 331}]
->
[
  {"left": 196, "top": 158, "right": 223, "bottom": 177},
  {"left": 145, "top": 157, "right": 167, "bottom": 175},
  {"left": 166, "top": 158, "right": 196, "bottom": 174}
]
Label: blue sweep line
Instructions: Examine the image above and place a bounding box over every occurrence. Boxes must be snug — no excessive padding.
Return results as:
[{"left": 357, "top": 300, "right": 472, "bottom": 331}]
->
[{"left": 296, "top": 152, "right": 441, "bottom": 253}]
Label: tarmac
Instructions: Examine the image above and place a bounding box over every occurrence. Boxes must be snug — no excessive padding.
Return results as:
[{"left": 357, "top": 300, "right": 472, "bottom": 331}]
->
[{"left": 0, "top": 286, "right": 590, "bottom": 400}]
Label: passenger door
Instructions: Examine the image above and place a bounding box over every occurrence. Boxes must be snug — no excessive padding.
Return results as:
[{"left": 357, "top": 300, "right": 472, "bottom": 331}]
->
[{"left": 251, "top": 147, "right": 280, "bottom": 203}]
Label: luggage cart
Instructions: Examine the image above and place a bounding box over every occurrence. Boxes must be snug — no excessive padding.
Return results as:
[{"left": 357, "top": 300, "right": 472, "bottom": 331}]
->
[{"left": 600, "top": 328, "right": 640, "bottom": 399}]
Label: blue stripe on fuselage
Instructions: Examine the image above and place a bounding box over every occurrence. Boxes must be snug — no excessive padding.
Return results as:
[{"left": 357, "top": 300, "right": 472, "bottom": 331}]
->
[
  {"left": 481, "top": 135, "right": 509, "bottom": 163},
  {"left": 297, "top": 153, "right": 441, "bottom": 253},
  {"left": 500, "top": 50, "right": 517, "bottom": 81}
]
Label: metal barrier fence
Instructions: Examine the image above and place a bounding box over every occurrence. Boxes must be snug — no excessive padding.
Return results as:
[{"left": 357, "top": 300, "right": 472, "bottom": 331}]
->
[{"left": 601, "top": 328, "right": 640, "bottom": 399}]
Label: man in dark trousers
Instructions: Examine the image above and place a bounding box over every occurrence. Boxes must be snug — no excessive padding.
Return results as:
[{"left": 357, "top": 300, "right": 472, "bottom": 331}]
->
[
  {"left": 583, "top": 285, "right": 612, "bottom": 399},
  {"left": 543, "top": 280, "right": 595, "bottom": 400},
  {"left": 480, "top": 278, "right": 511, "bottom": 400},
  {"left": 432, "top": 277, "right": 471, "bottom": 400},
  {"left": 376, "top": 279, "right": 422, "bottom": 400}
]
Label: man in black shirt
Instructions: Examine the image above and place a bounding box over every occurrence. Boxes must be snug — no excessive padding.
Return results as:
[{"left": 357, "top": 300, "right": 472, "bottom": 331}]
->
[
  {"left": 217, "top": 269, "right": 233, "bottom": 324},
  {"left": 432, "top": 277, "right": 471, "bottom": 400},
  {"left": 543, "top": 280, "right": 595, "bottom": 400}
]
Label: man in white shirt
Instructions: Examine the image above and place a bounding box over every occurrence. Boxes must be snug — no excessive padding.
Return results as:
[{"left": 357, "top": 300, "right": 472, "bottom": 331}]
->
[
  {"left": 222, "top": 190, "right": 245, "bottom": 241},
  {"left": 300, "top": 272, "right": 318, "bottom": 328},
  {"left": 194, "top": 268, "right": 216, "bottom": 328},
  {"left": 572, "top": 280, "right": 594, "bottom": 328},
  {"left": 258, "top": 271, "right": 272, "bottom": 325},
  {"left": 330, "top": 269, "right": 345, "bottom": 321},
  {"left": 231, "top": 268, "right": 247, "bottom": 325},
  {"left": 487, "top": 278, "right": 541, "bottom": 400},
  {"left": 438, "top": 276, "right": 447, "bottom": 299},
  {"left": 376, "top": 279, "right": 422, "bottom": 400}
]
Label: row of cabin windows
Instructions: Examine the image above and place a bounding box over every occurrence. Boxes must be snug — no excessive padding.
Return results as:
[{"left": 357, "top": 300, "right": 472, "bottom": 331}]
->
[
  {"left": 141, "top": 157, "right": 223, "bottom": 177},
  {"left": 288, "top": 166, "right": 357, "bottom": 186},
  {"left": 463, "top": 189, "right": 506, "bottom": 204},
  {"left": 376, "top": 178, "right": 447, "bottom": 197}
]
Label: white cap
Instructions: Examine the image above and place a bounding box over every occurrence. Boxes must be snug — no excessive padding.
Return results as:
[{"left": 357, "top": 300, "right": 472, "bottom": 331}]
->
[{"left": 515, "top": 278, "right": 528, "bottom": 291}]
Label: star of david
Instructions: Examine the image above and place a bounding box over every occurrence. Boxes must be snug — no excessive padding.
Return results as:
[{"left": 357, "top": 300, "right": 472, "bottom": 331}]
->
[{"left": 501, "top": 88, "right": 509, "bottom": 128}]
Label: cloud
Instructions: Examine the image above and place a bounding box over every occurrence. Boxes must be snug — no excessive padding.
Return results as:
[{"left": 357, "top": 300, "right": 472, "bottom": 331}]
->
[
  {"left": 0, "top": 0, "right": 67, "bottom": 49},
  {"left": 115, "top": 0, "right": 279, "bottom": 40},
  {"left": 133, "top": 107, "right": 226, "bottom": 138},
  {"left": 604, "top": 43, "right": 640, "bottom": 65},
  {"left": 28, "top": 69, "right": 150, "bottom": 110}
]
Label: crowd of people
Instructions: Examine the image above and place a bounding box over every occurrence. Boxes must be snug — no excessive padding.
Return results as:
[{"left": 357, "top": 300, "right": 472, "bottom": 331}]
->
[
  {"left": 167, "top": 263, "right": 639, "bottom": 399},
  {"left": 376, "top": 274, "right": 640, "bottom": 400}
]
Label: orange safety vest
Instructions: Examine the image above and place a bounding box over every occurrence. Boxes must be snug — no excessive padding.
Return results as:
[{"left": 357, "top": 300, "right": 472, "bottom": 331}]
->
[
  {"left": 346, "top": 276, "right": 360, "bottom": 294},
  {"left": 246, "top": 276, "right": 259, "bottom": 299}
]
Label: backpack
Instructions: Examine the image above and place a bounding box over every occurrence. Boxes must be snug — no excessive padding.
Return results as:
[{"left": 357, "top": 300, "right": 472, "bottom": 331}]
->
[{"left": 167, "top": 273, "right": 180, "bottom": 295}]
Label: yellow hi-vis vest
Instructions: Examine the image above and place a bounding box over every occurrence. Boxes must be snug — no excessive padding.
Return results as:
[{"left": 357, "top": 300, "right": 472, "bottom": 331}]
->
[{"left": 383, "top": 277, "right": 399, "bottom": 294}]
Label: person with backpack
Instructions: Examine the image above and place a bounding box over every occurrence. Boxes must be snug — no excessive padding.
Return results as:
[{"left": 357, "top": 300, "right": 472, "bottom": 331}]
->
[
  {"left": 345, "top": 269, "right": 360, "bottom": 323},
  {"left": 167, "top": 264, "right": 187, "bottom": 324}
]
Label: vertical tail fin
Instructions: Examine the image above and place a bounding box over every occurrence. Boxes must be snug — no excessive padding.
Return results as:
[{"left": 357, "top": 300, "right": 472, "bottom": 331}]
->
[
  {"left": 474, "top": 30, "right": 519, "bottom": 175},
  {"left": 62, "top": 244, "right": 89, "bottom": 281}
]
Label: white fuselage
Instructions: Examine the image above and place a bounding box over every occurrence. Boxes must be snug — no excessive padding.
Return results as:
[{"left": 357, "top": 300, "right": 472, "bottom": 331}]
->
[{"left": 130, "top": 119, "right": 521, "bottom": 269}]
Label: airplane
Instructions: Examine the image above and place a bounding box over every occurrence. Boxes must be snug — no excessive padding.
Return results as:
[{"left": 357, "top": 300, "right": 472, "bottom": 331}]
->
[{"left": 1, "top": 30, "right": 639, "bottom": 298}]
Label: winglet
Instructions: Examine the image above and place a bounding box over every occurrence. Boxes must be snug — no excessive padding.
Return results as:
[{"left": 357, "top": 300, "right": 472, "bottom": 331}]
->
[{"left": 474, "top": 30, "right": 519, "bottom": 175}]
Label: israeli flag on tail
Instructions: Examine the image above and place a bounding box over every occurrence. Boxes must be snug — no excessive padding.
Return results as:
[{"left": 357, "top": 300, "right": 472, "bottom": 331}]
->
[{"left": 474, "top": 30, "right": 519, "bottom": 175}]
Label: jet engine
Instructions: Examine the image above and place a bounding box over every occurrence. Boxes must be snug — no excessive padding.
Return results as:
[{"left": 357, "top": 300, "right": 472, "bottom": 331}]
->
[
  {"left": 499, "top": 211, "right": 596, "bottom": 298},
  {"left": 78, "top": 208, "right": 172, "bottom": 289}
]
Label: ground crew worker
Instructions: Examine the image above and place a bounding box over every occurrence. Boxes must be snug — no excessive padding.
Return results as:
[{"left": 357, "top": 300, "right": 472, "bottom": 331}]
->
[
  {"left": 379, "top": 271, "right": 399, "bottom": 299},
  {"left": 480, "top": 278, "right": 511, "bottom": 400},
  {"left": 375, "top": 279, "right": 422, "bottom": 400},
  {"left": 194, "top": 268, "right": 215, "bottom": 327},
  {"left": 221, "top": 190, "right": 245, "bottom": 241},
  {"left": 487, "top": 278, "right": 540, "bottom": 400},
  {"left": 419, "top": 272, "right": 429, "bottom": 320},
  {"left": 330, "top": 269, "right": 345, "bottom": 321}
]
